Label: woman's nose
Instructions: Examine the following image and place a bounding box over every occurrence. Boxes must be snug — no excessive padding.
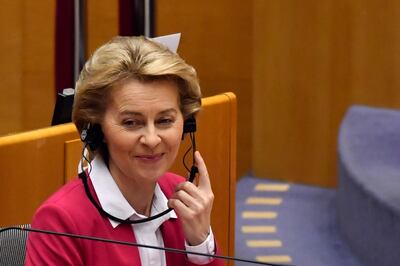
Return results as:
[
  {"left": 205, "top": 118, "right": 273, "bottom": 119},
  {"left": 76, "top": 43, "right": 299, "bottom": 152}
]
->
[{"left": 139, "top": 125, "right": 161, "bottom": 148}]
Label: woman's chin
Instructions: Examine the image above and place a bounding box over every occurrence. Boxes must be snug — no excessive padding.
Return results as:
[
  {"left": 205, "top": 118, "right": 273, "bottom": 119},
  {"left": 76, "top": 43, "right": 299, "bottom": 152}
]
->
[{"left": 133, "top": 168, "right": 168, "bottom": 182}]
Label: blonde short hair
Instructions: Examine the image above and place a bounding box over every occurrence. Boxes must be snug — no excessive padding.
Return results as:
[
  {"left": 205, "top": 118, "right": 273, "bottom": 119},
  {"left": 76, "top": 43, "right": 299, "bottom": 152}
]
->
[{"left": 72, "top": 36, "right": 201, "bottom": 134}]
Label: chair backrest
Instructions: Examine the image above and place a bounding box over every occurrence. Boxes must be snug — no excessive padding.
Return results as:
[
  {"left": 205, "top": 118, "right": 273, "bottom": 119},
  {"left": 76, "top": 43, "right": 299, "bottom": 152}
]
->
[
  {"left": 0, "top": 224, "right": 30, "bottom": 266},
  {"left": 0, "top": 92, "right": 237, "bottom": 263},
  {"left": 0, "top": 123, "right": 79, "bottom": 225}
]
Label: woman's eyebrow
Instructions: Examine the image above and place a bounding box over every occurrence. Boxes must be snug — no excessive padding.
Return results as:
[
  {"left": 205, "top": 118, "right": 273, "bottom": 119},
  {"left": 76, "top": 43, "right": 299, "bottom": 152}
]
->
[
  {"left": 158, "top": 108, "right": 178, "bottom": 115},
  {"left": 119, "top": 110, "right": 142, "bottom": 116},
  {"left": 118, "top": 108, "right": 177, "bottom": 116}
]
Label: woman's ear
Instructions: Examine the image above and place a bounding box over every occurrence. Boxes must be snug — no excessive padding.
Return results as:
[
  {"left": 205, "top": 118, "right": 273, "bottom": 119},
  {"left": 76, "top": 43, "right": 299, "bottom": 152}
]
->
[{"left": 82, "top": 123, "right": 104, "bottom": 151}]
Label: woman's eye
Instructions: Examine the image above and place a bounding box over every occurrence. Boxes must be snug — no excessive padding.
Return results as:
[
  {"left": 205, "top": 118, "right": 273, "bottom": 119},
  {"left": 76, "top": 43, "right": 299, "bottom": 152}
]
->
[
  {"left": 122, "top": 120, "right": 141, "bottom": 128},
  {"left": 157, "top": 118, "right": 174, "bottom": 126}
]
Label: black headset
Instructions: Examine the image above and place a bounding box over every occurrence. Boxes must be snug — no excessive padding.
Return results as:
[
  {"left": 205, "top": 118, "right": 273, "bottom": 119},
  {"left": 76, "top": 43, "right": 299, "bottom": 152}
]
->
[{"left": 78, "top": 116, "right": 198, "bottom": 224}]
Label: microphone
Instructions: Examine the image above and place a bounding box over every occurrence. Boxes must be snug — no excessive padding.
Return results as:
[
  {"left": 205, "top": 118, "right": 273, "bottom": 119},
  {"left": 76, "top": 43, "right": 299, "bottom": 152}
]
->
[{"left": 0, "top": 226, "right": 295, "bottom": 266}]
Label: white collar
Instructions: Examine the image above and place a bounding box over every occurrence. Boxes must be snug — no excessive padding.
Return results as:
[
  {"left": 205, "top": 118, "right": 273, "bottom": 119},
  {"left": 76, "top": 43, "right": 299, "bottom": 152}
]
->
[{"left": 90, "top": 156, "right": 177, "bottom": 228}]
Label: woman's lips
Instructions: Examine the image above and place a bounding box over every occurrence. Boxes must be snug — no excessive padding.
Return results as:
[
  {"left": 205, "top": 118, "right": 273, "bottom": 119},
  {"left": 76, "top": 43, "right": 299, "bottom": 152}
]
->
[{"left": 135, "top": 153, "right": 164, "bottom": 162}]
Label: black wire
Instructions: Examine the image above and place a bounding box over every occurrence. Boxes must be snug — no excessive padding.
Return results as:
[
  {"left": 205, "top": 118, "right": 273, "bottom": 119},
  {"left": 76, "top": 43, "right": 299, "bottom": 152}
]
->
[
  {"left": 81, "top": 143, "right": 92, "bottom": 175},
  {"left": 182, "top": 140, "right": 192, "bottom": 172},
  {"left": 79, "top": 143, "right": 174, "bottom": 224},
  {"left": 78, "top": 132, "right": 196, "bottom": 224},
  {"left": 190, "top": 132, "right": 196, "bottom": 165},
  {"left": 79, "top": 170, "right": 174, "bottom": 224},
  {"left": 182, "top": 132, "right": 196, "bottom": 173},
  {"left": 0, "top": 226, "right": 294, "bottom": 266}
]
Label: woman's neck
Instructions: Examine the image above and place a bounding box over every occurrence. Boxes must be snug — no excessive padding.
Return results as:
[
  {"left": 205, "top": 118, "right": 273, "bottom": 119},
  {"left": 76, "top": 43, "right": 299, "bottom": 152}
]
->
[{"left": 108, "top": 166, "right": 156, "bottom": 217}]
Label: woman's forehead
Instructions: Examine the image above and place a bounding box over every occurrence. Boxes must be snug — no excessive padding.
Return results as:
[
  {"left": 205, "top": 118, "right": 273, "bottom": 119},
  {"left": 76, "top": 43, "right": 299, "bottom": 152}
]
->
[{"left": 108, "top": 79, "right": 181, "bottom": 113}]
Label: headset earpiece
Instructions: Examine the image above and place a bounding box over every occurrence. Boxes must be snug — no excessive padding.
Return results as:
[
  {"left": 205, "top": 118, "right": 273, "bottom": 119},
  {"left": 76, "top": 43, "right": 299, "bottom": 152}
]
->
[
  {"left": 183, "top": 115, "right": 196, "bottom": 134},
  {"left": 81, "top": 123, "right": 104, "bottom": 152},
  {"left": 182, "top": 115, "right": 196, "bottom": 140}
]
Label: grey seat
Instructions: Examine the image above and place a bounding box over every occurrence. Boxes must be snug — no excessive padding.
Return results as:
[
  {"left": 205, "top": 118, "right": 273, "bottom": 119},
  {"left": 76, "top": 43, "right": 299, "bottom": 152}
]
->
[
  {"left": 338, "top": 105, "right": 400, "bottom": 266},
  {"left": 0, "top": 225, "right": 30, "bottom": 266}
]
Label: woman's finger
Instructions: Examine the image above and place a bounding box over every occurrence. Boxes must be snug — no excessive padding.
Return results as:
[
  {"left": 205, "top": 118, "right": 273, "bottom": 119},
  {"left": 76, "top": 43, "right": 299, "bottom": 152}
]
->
[
  {"left": 194, "top": 151, "right": 211, "bottom": 191},
  {"left": 171, "top": 188, "right": 204, "bottom": 211}
]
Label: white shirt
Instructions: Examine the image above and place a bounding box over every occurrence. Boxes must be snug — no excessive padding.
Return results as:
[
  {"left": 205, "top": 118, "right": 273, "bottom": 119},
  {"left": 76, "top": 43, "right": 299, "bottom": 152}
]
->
[{"left": 89, "top": 156, "right": 215, "bottom": 265}]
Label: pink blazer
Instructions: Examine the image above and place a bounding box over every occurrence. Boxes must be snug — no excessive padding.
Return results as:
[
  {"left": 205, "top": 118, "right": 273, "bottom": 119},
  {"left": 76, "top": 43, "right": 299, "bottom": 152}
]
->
[{"left": 25, "top": 173, "right": 224, "bottom": 265}]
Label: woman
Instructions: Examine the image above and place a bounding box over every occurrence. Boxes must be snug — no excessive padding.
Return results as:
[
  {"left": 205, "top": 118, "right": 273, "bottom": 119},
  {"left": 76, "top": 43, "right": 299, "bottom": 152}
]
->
[{"left": 25, "top": 36, "right": 222, "bottom": 265}]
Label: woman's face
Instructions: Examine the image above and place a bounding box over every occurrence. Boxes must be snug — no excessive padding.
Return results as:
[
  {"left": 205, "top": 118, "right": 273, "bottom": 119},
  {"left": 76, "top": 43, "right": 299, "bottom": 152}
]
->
[{"left": 101, "top": 79, "right": 184, "bottom": 184}]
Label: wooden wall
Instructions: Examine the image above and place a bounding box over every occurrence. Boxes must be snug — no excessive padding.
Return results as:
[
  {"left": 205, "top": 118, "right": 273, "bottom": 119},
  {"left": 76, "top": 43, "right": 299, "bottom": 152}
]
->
[
  {"left": 253, "top": 1, "right": 400, "bottom": 187},
  {"left": 0, "top": 1, "right": 252, "bottom": 178},
  {"left": 0, "top": 0, "right": 55, "bottom": 136},
  {"left": 86, "top": 0, "right": 118, "bottom": 55},
  {"left": 0, "top": 0, "right": 119, "bottom": 138},
  {"left": 4, "top": 1, "right": 400, "bottom": 187},
  {"left": 155, "top": 0, "right": 253, "bottom": 178}
]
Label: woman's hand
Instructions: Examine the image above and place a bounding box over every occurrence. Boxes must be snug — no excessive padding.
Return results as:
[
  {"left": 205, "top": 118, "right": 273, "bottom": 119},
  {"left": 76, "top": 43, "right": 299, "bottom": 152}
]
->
[{"left": 168, "top": 151, "right": 214, "bottom": 246}]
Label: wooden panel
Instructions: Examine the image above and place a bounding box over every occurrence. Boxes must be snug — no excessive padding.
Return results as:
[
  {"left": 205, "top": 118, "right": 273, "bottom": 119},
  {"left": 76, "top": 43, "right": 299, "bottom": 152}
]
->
[
  {"left": 253, "top": 0, "right": 400, "bottom": 187},
  {"left": 156, "top": 0, "right": 252, "bottom": 179},
  {"left": 253, "top": 1, "right": 333, "bottom": 187},
  {"left": 0, "top": 1, "right": 23, "bottom": 135},
  {"left": 22, "top": 0, "right": 56, "bottom": 130},
  {"left": 0, "top": 0, "right": 55, "bottom": 136},
  {"left": 86, "top": 0, "right": 119, "bottom": 55},
  {"left": 0, "top": 124, "right": 79, "bottom": 226},
  {"left": 65, "top": 139, "right": 83, "bottom": 183}
]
